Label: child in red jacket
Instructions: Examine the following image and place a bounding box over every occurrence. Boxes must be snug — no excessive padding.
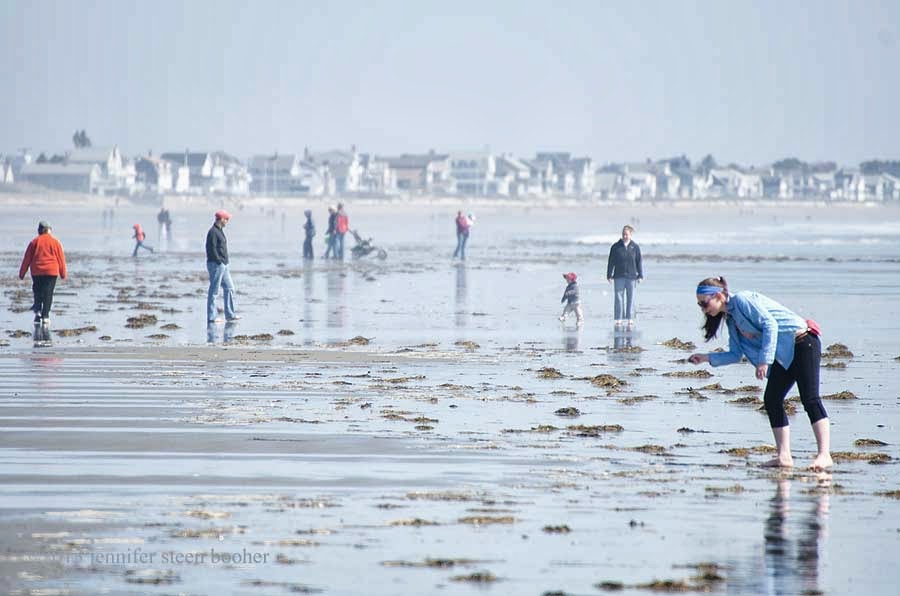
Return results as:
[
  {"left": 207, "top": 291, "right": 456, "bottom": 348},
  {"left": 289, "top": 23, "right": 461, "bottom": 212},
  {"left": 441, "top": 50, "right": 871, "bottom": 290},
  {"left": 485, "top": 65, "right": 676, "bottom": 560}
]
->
[{"left": 132, "top": 223, "right": 154, "bottom": 257}]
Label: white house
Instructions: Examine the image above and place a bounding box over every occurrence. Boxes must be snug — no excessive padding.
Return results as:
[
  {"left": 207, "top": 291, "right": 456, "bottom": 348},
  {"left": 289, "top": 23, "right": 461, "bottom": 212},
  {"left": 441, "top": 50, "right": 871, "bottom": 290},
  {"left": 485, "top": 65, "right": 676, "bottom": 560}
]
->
[
  {"left": 19, "top": 163, "right": 101, "bottom": 193},
  {"left": 304, "top": 148, "right": 363, "bottom": 195},
  {"left": 134, "top": 155, "right": 174, "bottom": 193},
  {"left": 494, "top": 154, "right": 532, "bottom": 197},
  {"left": 622, "top": 163, "right": 657, "bottom": 200},
  {"left": 449, "top": 152, "right": 496, "bottom": 196},
  {"left": 1, "top": 160, "right": 14, "bottom": 184}
]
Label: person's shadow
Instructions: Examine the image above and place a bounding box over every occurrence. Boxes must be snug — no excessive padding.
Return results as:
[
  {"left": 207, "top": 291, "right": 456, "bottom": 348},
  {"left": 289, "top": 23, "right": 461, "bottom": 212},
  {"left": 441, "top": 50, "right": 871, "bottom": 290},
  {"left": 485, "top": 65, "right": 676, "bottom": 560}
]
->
[{"left": 763, "top": 475, "right": 829, "bottom": 595}]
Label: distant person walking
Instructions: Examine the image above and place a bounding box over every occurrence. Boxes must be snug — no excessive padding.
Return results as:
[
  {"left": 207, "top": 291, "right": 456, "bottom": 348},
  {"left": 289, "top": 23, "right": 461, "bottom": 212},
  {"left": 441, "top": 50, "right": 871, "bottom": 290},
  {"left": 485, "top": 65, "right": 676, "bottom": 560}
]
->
[
  {"left": 205, "top": 210, "right": 239, "bottom": 323},
  {"left": 324, "top": 205, "right": 337, "bottom": 259},
  {"left": 132, "top": 223, "right": 154, "bottom": 257},
  {"left": 687, "top": 276, "right": 832, "bottom": 471},
  {"left": 453, "top": 211, "right": 471, "bottom": 260},
  {"left": 559, "top": 272, "right": 584, "bottom": 326},
  {"left": 606, "top": 224, "right": 642, "bottom": 328},
  {"left": 335, "top": 203, "right": 349, "bottom": 260},
  {"left": 19, "top": 220, "right": 67, "bottom": 327},
  {"left": 157, "top": 207, "right": 172, "bottom": 245},
  {"left": 303, "top": 209, "right": 316, "bottom": 260}
]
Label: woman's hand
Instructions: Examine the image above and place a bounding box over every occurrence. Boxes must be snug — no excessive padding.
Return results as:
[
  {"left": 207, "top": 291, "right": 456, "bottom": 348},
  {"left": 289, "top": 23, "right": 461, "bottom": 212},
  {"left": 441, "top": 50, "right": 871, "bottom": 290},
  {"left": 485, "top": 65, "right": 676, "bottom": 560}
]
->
[
  {"left": 688, "top": 353, "right": 708, "bottom": 365},
  {"left": 755, "top": 363, "right": 768, "bottom": 380}
]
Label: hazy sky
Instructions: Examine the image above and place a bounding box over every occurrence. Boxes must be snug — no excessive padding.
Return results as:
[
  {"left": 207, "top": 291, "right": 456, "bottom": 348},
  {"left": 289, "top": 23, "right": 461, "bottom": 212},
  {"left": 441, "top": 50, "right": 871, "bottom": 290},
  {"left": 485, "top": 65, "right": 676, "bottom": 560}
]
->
[{"left": 2, "top": 0, "right": 898, "bottom": 165}]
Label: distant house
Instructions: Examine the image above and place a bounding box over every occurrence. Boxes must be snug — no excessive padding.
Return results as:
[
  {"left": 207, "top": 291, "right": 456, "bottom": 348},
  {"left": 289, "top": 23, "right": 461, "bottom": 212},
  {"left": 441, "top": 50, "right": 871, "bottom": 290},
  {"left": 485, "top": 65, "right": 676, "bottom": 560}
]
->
[
  {"left": 161, "top": 151, "right": 212, "bottom": 193},
  {"left": 523, "top": 158, "right": 555, "bottom": 196},
  {"left": 379, "top": 152, "right": 451, "bottom": 195},
  {"left": 449, "top": 152, "right": 496, "bottom": 196},
  {"left": 533, "top": 152, "right": 594, "bottom": 196},
  {"left": 494, "top": 155, "right": 532, "bottom": 197},
  {"left": 622, "top": 163, "right": 657, "bottom": 200},
  {"left": 67, "top": 146, "right": 124, "bottom": 179},
  {"left": 593, "top": 170, "right": 622, "bottom": 200},
  {"left": 18, "top": 163, "right": 101, "bottom": 193},
  {"left": 135, "top": 155, "right": 174, "bottom": 193},
  {"left": 249, "top": 154, "right": 300, "bottom": 195},
  {"left": 210, "top": 151, "right": 250, "bottom": 195},
  {"left": 304, "top": 148, "right": 363, "bottom": 195},
  {"left": 358, "top": 154, "right": 396, "bottom": 195}
]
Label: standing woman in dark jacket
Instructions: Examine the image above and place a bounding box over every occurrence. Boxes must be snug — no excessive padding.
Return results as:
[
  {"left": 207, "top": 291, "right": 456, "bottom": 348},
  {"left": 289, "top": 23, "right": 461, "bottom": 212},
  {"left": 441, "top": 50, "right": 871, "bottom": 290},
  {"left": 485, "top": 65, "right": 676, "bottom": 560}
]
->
[
  {"left": 606, "top": 225, "right": 643, "bottom": 328},
  {"left": 302, "top": 209, "right": 315, "bottom": 260}
]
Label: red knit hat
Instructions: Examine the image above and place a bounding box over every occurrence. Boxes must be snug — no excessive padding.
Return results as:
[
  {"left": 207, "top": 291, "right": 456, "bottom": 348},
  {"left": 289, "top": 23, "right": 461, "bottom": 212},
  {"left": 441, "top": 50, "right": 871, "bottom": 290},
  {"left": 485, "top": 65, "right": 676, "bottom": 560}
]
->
[
  {"left": 215, "top": 210, "right": 231, "bottom": 221},
  {"left": 563, "top": 272, "right": 577, "bottom": 282}
]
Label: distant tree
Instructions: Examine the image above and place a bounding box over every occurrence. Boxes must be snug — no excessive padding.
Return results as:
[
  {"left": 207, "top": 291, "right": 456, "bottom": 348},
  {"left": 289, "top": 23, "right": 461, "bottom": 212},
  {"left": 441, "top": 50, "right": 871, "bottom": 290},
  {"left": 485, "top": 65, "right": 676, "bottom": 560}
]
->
[
  {"left": 72, "top": 129, "right": 93, "bottom": 148},
  {"left": 699, "top": 154, "right": 717, "bottom": 174},
  {"left": 773, "top": 157, "right": 808, "bottom": 173},
  {"left": 36, "top": 152, "right": 48, "bottom": 163},
  {"left": 860, "top": 160, "right": 900, "bottom": 176}
]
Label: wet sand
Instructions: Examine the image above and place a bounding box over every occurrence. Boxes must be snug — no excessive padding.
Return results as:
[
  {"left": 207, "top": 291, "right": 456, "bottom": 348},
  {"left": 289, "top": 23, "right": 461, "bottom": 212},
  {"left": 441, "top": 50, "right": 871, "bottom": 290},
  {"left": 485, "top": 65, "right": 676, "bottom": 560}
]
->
[
  {"left": 1, "top": 343, "right": 898, "bottom": 595},
  {"left": 2, "top": 201, "right": 899, "bottom": 594}
]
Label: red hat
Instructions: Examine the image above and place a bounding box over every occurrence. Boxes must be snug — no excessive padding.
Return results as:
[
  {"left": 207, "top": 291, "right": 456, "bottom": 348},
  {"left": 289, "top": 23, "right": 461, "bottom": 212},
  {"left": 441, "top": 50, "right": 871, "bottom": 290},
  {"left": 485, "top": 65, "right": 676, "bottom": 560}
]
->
[
  {"left": 214, "top": 210, "right": 231, "bottom": 221},
  {"left": 563, "top": 272, "right": 577, "bottom": 282}
]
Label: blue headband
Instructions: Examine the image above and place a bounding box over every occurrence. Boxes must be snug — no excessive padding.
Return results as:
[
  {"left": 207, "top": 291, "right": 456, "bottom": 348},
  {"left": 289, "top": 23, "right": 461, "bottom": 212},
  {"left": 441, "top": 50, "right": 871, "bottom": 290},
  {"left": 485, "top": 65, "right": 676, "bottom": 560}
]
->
[{"left": 697, "top": 285, "right": 724, "bottom": 295}]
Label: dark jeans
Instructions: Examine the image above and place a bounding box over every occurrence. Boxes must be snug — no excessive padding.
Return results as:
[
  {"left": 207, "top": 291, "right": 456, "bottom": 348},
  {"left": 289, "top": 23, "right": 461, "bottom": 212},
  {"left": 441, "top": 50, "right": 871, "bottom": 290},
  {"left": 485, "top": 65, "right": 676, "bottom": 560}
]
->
[
  {"left": 303, "top": 237, "right": 314, "bottom": 259},
  {"left": 763, "top": 334, "right": 828, "bottom": 428},
  {"left": 133, "top": 240, "right": 154, "bottom": 257},
  {"left": 31, "top": 275, "right": 57, "bottom": 320}
]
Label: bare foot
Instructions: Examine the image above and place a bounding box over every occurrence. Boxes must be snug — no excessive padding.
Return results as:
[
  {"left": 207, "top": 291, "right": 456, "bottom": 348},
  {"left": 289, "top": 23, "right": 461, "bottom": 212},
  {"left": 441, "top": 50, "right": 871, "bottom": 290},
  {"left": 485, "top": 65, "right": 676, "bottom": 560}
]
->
[
  {"left": 809, "top": 453, "right": 833, "bottom": 471},
  {"left": 761, "top": 456, "right": 794, "bottom": 468}
]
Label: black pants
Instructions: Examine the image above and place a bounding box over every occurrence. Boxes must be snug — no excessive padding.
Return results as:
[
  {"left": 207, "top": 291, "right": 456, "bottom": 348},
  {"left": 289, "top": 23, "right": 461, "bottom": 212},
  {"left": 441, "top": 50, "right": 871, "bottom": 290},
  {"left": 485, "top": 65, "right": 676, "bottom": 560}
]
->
[
  {"left": 763, "top": 334, "right": 828, "bottom": 428},
  {"left": 31, "top": 275, "right": 57, "bottom": 320}
]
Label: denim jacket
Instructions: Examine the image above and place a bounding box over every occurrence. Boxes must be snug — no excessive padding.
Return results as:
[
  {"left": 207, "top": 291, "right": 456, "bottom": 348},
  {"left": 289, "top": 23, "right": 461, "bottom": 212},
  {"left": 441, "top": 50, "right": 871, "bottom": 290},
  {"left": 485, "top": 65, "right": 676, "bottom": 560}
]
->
[{"left": 707, "top": 291, "right": 806, "bottom": 371}]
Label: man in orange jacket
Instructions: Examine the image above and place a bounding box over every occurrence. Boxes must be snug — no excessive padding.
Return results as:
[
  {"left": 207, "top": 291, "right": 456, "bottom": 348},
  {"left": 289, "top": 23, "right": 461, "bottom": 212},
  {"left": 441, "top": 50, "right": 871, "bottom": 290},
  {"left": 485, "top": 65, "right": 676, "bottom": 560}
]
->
[{"left": 19, "top": 221, "right": 67, "bottom": 326}]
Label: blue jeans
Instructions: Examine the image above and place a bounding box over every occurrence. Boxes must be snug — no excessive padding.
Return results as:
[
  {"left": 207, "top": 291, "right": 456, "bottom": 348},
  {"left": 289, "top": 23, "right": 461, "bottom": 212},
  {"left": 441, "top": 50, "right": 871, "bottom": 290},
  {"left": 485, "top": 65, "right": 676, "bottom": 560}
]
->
[
  {"left": 207, "top": 261, "right": 236, "bottom": 321},
  {"left": 335, "top": 233, "right": 345, "bottom": 259},
  {"left": 453, "top": 232, "right": 468, "bottom": 259},
  {"left": 613, "top": 277, "right": 637, "bottom": 320}
]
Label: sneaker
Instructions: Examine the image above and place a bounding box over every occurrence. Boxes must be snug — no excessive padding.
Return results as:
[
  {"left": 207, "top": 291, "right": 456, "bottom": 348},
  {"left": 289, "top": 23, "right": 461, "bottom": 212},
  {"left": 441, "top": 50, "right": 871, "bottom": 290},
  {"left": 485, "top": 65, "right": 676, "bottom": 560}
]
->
[
  {"left": 208, "top": 318, "right": 224, "bottom": 324},
  {"left": 226, "top": 315, "right": 242, "bottom": 322},
  {"left": 34, "top": 314, "right": 42, "bottom": 323},
  {"left": 41, "top": 318, "right": 50, "bottom": 327}
]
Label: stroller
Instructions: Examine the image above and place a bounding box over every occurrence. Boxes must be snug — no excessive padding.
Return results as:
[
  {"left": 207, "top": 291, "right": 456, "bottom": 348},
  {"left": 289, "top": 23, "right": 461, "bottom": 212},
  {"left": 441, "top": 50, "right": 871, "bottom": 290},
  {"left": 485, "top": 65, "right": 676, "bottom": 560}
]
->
[{"left": 350, "top": 229, "right": 387, "bottom": 260}]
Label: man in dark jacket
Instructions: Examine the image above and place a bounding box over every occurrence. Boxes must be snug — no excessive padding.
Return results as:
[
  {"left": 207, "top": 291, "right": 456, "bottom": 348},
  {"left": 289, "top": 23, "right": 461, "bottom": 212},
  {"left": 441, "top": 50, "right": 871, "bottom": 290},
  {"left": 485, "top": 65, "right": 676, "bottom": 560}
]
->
[
  {"left": 206, "top": 210, "right": 238, "bottom": 323},
  {"left": 324, "top": 205, "right": 337, "bottom": 259},
  {"left": 606, "top": 225, "right": 643, "bottom": 328}
]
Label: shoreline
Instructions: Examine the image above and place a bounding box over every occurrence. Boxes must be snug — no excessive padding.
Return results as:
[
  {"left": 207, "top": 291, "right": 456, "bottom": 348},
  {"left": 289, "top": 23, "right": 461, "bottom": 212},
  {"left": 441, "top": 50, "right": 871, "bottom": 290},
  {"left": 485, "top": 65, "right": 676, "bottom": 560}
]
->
[{"left": 1, "top": 189, "right": 897, "bottom": 212}]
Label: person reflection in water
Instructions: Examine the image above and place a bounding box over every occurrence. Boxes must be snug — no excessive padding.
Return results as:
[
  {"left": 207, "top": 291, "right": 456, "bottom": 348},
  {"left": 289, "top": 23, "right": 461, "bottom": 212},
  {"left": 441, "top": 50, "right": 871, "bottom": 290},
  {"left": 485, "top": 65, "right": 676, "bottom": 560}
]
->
[
  {"left": 207, "top": 320, "right": 236, "bottom": 344},
  {"left": 455, "top": 263, "right": 468, "bottom": 328},
  {"left": 764, "top": 476, "right": 829, "bottom": 596}
]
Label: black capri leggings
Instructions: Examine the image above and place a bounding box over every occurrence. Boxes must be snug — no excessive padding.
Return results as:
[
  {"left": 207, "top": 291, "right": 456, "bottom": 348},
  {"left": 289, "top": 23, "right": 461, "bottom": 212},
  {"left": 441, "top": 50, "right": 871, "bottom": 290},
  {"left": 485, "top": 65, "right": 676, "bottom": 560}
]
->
[{"left": 763, "top": 334, "right": 828, "bottom": 428}]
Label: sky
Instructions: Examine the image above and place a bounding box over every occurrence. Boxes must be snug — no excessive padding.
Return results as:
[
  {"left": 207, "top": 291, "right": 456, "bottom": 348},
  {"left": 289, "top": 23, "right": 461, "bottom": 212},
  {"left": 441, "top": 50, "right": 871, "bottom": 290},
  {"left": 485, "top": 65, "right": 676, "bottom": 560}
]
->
[{"left": 1, "top": 0, "right": 898, "bottom": 166}]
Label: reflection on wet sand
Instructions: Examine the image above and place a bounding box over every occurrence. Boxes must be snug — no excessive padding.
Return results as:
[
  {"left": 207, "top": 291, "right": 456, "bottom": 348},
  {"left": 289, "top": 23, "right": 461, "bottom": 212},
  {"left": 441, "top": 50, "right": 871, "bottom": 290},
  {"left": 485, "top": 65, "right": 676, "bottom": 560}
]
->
[
  {"left": 326, "top": 267, "right": 346, "bottom": 335},
  {"left": 207, "top": 321, "right": 236, "bottom": 344},
  {"left": 454, "top": 263, "right": 467, "bottom": 328},
  {"left": 303, "top": 262, "right": 314, "bottom": 334},
  {"left": 562, "top": 328, "right": 579, "bottom": 351},
  {"left": 762, "top": 475, "right": 829, "bottom": 595}
]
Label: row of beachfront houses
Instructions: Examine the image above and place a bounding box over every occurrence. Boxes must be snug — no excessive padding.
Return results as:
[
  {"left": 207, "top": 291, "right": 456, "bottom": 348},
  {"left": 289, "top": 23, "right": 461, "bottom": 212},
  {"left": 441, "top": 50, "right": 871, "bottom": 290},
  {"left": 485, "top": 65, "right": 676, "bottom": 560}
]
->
[{"left": 2, "top": 147, "right": 900, "bottom": 202}]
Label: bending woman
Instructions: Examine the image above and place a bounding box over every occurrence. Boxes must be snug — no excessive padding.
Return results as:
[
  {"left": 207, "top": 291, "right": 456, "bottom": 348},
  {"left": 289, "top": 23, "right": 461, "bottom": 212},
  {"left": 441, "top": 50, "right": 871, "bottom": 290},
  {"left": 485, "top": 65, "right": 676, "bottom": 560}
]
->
[{"left": 687, "top": 276, "right": 832, "bottom": 470}]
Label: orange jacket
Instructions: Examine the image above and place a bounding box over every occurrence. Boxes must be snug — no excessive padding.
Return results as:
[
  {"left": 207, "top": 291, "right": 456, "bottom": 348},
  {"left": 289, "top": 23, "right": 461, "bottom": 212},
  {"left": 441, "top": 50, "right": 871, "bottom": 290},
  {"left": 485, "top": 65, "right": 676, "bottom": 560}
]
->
[{"left": 19, "top": 233, "right": 67, "bottom": 279}]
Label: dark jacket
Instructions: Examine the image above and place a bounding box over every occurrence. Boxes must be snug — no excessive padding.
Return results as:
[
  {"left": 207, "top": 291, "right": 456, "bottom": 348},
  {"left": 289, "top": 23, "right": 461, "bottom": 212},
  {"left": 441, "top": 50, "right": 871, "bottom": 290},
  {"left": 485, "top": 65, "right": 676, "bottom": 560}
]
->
[
  {"left": 561, "top": 281, "right": 580, "bottom": 305},
  {"left": 606, "top": 239, "right": 642, "bottom": 280},
  {"left": 326, "top": 212, "right": 337, "bottom": 235},
  {"left": 206, "top": 224, "right": 229, "bottom": 265}
]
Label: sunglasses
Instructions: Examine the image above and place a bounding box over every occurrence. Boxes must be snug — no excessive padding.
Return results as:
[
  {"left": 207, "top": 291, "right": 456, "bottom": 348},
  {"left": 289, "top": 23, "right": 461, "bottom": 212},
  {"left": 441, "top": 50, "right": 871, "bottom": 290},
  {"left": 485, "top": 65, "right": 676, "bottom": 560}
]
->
[{"left": 697, "top": 297, "right": 715, "bottom": 309}]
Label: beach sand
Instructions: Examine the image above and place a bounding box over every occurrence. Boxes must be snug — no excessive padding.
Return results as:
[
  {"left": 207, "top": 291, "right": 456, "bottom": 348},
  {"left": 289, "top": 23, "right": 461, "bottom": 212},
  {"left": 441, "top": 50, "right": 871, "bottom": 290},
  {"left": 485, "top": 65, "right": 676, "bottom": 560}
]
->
[{"left": 1, "top": 196, "right": 899, "bottom": 594}]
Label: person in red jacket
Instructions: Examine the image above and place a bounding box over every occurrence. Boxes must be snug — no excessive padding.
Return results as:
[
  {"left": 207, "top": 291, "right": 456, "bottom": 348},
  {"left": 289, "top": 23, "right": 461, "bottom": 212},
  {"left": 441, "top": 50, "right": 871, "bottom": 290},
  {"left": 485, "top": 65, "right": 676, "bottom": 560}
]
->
[
  {"left": 19, "top": 221, "right": 67, "bottom": 326},
  {"left": 132, "top": 223, "right": 154, "bottom": 257}
]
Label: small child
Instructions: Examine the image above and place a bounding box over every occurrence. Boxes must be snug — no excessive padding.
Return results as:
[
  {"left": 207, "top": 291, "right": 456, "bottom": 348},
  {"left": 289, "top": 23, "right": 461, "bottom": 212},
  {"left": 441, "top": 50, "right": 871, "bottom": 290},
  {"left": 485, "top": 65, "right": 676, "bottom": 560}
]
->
[
  {"left": 132, "top": 223, "right": 154, "bottom": 257},
  {"left": 559, "top": 272, "right": 584, "bottom": 326}
]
